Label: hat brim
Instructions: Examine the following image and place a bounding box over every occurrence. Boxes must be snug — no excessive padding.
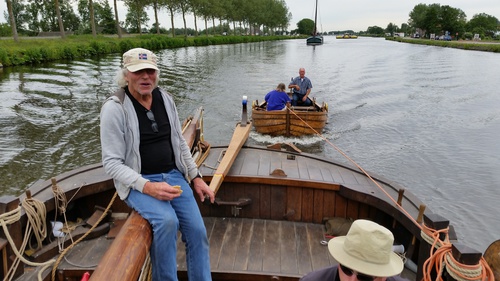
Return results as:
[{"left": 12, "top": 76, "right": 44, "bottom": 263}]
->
[
  {"left": 126, "top": 62, "right": 159, "bottom": 72},
  {"left": 328, "top": 237, "right": 404, "bottom": 277}
]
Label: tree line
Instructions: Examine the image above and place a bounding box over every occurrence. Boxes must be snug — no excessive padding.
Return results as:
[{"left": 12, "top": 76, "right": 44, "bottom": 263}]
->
[
  {"left": 364, "top": 4, "right": 499, "bottom": 40},
  {"left": 2, "top": 0, "right": 292, "bottom": 41}
]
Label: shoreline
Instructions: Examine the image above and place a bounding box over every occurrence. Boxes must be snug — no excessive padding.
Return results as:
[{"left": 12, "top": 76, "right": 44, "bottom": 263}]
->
[
  {"left": 0, "top": 34, "right": 301, "bottom": 68},
  {"left": 386, "top": 37, "right": 500, "bottom": 53}
]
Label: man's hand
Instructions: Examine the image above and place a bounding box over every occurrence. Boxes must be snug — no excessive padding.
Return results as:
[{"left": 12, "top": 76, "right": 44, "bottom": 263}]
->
[
  {"left": 143, "top": 181, "right": 182, "bottom": 201},
  {"left": 192, "top": 177, "right": 215, "bottom": 203}
]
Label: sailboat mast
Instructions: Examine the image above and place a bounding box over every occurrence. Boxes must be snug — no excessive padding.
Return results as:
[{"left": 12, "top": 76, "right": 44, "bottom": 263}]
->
[{"left": 313, "top": 0, "right": 318, "bottom": 35}]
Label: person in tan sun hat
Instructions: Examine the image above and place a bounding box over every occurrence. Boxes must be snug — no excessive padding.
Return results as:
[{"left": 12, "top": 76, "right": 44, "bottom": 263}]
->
[{"left": 300, "top": 219, "right": 408, "bottom": 281}]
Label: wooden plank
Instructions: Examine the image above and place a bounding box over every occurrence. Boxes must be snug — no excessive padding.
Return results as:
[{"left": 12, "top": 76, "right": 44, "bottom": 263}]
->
[
  {"left": 280, "top": 221, "right": 299, "bottom": 275},
  {"left": 312, "top": 190, "right": 325, "bottom": 223},
  {"left": 262, "top": 220, "right": 280, "bottom": 273},
  {"left": 296, "top": 222, "right": 313, "bottom": 275},
  {"left": 218, "top": 218, "right": 242, "bottom": 270},
  {"left": 208, "top": 217, "right": 229, "bottom": 270},
  {"left": 259, "top": 185, "right": 272, "bottom": 219},
  {"left": 209, "top": 122, "right": 252, "bottom": 194},
  {"left": 307, "top": 223, "right": 333, "bottom": 271},
  {"left": 301, "top": 189, "right": 314, "bottom": 222},
  {"left": 233, "top": 218, "right": 253, "bottom": 271},
  {"left": 270, "top": 186, "right": 286, "bottom": 220},
  {"left": 247, "top": 219, "right": 265, "bottom": 272},
  {"left": 286, "top": 186, "right": 303, "bottom": 221}
]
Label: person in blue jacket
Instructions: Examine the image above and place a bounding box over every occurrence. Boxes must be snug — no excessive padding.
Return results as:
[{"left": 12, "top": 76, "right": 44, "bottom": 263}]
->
[{"left": 265, "top": 83, "right": 291, "bottom": 111}]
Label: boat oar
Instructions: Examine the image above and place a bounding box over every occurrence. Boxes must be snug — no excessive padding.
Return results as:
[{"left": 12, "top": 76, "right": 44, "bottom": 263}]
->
[{"left": 208, "top": 96, "right": 251, "bottom": 194}]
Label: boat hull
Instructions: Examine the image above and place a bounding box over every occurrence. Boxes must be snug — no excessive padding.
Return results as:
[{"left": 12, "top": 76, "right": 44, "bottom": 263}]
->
[
  {"left": 306, "top": 35, "right": 323, "bottom": 45},
  {"left": 251, "top": 108, "right": 327, "bottom": 136}
]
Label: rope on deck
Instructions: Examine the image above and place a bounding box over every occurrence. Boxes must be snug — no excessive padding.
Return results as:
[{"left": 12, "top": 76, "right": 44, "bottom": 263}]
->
[
  {"left": 0, "top": 198, "right": 55, "bottom": 281},
  {"left": 421, "top": 224, "right": 494, "bottom": 281}
]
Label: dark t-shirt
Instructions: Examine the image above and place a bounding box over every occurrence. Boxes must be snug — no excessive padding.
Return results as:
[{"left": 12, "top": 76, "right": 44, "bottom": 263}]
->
[
  {"left": 126, "top": 87, "right": 176, "bottom": 174},
  {"left": 300, "top": 266, "right": 410, "bottom": 281}
]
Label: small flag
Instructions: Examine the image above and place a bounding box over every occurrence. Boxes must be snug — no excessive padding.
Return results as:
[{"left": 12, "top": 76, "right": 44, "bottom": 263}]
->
[{"left": 138, "top": 53, "right": 148, "bottom": 60}]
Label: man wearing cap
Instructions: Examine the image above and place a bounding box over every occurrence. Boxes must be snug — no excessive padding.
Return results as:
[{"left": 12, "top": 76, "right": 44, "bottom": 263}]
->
[
  {"left": 300, "top": 219, "right": 408, "bottom": 281},
  {"left": 100, "top": 48, "right": 214, "bottom": 281}
]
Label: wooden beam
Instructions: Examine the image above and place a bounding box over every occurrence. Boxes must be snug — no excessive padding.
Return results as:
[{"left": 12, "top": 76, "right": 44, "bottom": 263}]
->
[
  {"left": 89, "top": 211, "right": 151, "bottom": 281},
  {"left": 208, "top": 121, "right": 251, "bottom": 194}
]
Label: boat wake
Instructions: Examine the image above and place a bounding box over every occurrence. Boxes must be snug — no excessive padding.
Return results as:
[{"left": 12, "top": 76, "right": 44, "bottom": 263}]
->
[{"left": 249, "top": 131, "right": 324, "bottom": 146}]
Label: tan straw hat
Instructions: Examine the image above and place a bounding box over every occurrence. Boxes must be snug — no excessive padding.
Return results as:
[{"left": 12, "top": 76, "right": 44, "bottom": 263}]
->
[
  {"left": 123, "top": 48, "right": 159, "bottom": 72},
  {"left": 328, "top": 219, "right": 404, "bottom": 277}
]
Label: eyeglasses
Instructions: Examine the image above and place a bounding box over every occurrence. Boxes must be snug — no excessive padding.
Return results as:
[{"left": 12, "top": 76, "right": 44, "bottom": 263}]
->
[
  {"left": 339, "top": 264, "right": 376, "bottom": 281},
  {"left": 145, "top": 110, "right": 159, "bottom": 133}
]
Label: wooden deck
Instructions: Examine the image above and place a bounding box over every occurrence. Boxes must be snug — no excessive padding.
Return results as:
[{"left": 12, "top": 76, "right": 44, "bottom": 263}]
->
[
  {"left": 178, "top": 217, "right": 334, "bottom": 280},
  {"left": 6, "top": 145, "right": 427, "bottom": 280}
]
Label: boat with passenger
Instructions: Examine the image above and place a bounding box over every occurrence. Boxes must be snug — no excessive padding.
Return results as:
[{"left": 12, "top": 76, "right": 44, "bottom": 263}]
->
[
  {"left": 0, "top": 102, "right": 497, "bottom": 281},
  {"left": 251, "top": 97, "right": 328, "bottom": 137},
  {"left": 336, "top": 33, "right": 358, "bottom": 39}
]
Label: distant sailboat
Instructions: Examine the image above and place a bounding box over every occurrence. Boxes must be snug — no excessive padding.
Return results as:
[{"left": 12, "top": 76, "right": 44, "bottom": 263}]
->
[{"left": 306, "top": 0, "right": 323, "bottom": 45}]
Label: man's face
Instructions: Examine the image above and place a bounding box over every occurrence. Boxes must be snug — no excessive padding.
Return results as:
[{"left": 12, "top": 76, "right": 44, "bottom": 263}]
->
[
  {"left": 299, "top": 69, "right": 305, "bottom": 78},
  {"left": 125, "top": 68, "right": 158, "bottom": 96}
]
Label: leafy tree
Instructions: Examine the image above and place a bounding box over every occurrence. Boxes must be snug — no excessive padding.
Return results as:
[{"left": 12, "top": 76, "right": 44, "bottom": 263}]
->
[
  {"left": 385, "top": 22, "right": 399, "bottom": 35},
  {"left": 366, "top": 26, "right": 384, "bottom": 35},
  {"left": 124, "top": 0, "right": 150, "bottom": 33},
  {"left": 296, "top": 18, "right": 314, "bottom": 35},
  {"left": 467, "top": 13, "right": 499, "bottom": 37}
]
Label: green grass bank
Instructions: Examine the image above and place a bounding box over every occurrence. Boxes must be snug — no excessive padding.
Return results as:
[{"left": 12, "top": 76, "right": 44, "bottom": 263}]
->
[
  {"left": 0, "top": 34, "right": 296, "bottom": 68},
  {"left": 387, "top": 36, "right": 500, "bottom": 53}
]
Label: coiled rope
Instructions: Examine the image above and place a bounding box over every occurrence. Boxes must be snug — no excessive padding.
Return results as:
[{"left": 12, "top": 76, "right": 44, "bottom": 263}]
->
[
  {"left": 421, "top": 224, "right": 495, "bottom": 281},
  {"left": 0, "top": 197, "right": 55, "bottom": 281},
  {"left": 287, "top": 107, "right": 495, "bottom": 281}
]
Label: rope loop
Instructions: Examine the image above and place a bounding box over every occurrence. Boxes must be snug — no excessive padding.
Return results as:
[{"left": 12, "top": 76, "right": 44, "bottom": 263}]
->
[{"left": 421, "top": 223, "right": 495, "bottom": 281}]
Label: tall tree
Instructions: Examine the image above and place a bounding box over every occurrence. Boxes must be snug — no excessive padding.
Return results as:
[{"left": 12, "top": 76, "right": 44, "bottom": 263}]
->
[
  {"left": 5, "top": 0, "right": 19, "bottom": 42},
  {"left": 89, "top": 0, "right": 97, "bottom": 36},
  {"left": 55, "top": 0, "right": 66, "bottom": 38},
  {"left": 124, "top": 0, "right": 150, "bottom": 33},
  {"left": 114, "top": 0, "right": 122, "bottom": 38}
]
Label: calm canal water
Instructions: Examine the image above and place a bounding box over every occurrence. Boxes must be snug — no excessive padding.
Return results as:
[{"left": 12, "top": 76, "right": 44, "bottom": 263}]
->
[{"left": 1, "top": 36, "right": 499, "bottom": 253}]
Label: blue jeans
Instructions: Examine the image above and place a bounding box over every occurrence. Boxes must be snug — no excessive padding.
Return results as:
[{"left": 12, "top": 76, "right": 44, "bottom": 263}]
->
[
  {"left": 292, "top": 92, "right": 312, "bottom": 106},
  {"left": 125, "top": 169, "right": 211, "bottom": 281}
]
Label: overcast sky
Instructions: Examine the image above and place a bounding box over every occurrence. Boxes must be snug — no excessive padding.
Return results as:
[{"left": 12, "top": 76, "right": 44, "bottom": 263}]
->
[{"left": 1, "top": 1, "right": 499, "bottom": 33}]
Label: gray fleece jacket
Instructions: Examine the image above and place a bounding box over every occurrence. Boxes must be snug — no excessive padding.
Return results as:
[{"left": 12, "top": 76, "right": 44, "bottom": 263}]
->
[{"left": 100, "top": 87, "right": 200, "bottom": 200}]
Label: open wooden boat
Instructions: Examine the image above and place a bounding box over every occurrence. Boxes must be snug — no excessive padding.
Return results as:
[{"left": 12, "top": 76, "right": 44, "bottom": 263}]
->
[
  {"left": 251, "top": 98, "right": 328, "bottom": 137},
  {"left": 1, "top": 104, "right": 496, "bottom": 281}
]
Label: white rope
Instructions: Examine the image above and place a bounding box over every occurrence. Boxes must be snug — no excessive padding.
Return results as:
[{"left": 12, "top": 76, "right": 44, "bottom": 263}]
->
[{"left": 0, "top": 204, "right": 55, "bottom": 281}]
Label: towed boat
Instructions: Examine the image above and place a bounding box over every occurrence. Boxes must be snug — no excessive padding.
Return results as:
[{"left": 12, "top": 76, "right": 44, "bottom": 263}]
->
[
  {"left": 0, "top": 103, "right": 497, "bottom": 281},
  {"left": 251, "top": 98, "right": 328, "bottom": 137},
  {"left": 336, "top": 33, "right": 358, "bottom": 39}
]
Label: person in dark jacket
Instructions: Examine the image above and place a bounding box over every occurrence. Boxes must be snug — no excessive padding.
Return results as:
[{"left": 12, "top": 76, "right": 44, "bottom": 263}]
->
[{"left": 300, "top": 219, "right": 408, "bottom": 281}]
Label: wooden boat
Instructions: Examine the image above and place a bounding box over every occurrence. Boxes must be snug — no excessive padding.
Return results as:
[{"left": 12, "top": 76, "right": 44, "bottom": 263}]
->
[
  {"left": 1, "top": 103, "right": 497, "bottom": 281},
  {"left": 336, "top": 33, "right": 358, "bottom": 39},
  {"left": 251, "top": 98, "right": 328, "bottom": 137},
  {"left": 306, "top": 0, "right": 323, "bottom": 45}
]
